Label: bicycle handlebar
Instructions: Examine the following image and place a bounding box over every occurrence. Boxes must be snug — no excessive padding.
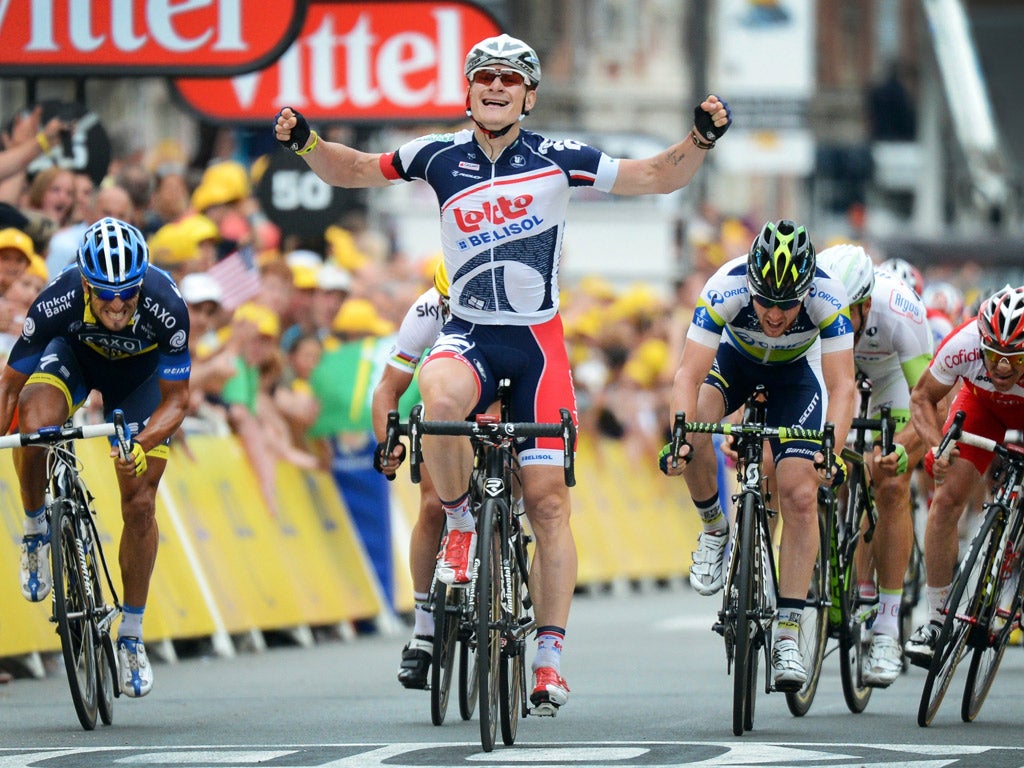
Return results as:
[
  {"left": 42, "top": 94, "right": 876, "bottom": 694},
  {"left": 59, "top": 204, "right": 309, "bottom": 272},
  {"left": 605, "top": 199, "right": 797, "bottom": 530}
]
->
[
  {"left": 0, "top": 410, "right": 132, "bottom": 456},
  {"left": 939, "top": 411, "right": 1024, "bottom": 460}
]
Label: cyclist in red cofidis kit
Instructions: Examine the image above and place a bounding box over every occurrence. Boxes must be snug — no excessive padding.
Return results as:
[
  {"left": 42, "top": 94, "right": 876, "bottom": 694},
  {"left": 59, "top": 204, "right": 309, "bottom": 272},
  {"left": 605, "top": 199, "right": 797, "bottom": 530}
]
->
[
  {"left": 906, "top": 285, "right": 1024, "bottom": 666},
  {"left": 274, "top": 33, "right": 730, "bottom": 715}
]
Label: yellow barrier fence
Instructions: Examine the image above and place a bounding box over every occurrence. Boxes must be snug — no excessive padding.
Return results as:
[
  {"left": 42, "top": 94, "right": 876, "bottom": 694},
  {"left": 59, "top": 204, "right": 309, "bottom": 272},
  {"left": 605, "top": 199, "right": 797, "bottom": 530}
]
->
[{"left": 1, "top": 431, "right": 700, "bottom": 661}]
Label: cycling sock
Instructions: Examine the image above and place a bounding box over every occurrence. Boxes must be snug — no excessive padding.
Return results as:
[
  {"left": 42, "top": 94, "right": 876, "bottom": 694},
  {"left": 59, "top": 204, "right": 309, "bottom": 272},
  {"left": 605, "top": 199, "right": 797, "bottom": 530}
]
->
[
  {"left": 774, "top": 598, "right": 804, "bottom": 643},
  {"left": 23, "top": 505, "right": 47, "bottom": 536},
  {"left": 441, "top": 492, "right": 475, "bottom": 533},
  {"left": 926, "top": 584, "right": 951, "bottom": 625},
  {"left": 873, "top": 588, "right": 902, "bottom": 637},
  {"left": 532, "top": 626, "right": 565, "bottom": 673},
  {"left": 695, "top": 494, "right": 726, "bottom": 534},
  {"left": 119, "top": 604, "right": 145, "bottom": 639},
  {"left": 412, "top": 591, "right": 434, "bottom": 637}
]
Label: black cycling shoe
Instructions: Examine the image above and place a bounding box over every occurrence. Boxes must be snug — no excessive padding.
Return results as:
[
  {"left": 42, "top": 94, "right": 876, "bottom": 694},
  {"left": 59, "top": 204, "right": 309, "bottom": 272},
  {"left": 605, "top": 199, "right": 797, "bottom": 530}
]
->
[{"left": 397, "top": 635, "right": 433, "bottom": 689}]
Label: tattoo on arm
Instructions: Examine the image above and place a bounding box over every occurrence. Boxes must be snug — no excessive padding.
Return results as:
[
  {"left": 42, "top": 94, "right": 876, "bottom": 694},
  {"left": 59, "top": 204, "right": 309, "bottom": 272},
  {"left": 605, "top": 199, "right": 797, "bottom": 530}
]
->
[{"left": 666, "top": 148, "right": 686, "bottom": 167}]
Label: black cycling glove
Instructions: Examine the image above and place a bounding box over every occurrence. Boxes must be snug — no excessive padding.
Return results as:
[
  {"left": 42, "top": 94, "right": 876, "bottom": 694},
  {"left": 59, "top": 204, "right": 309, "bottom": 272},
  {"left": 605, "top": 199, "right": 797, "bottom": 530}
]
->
[
  {"left": 694, "top": 99, "right": 731, "bottom": 143},
  {"left": 275, "top": 107, "right": 311, "bottom": 153}
]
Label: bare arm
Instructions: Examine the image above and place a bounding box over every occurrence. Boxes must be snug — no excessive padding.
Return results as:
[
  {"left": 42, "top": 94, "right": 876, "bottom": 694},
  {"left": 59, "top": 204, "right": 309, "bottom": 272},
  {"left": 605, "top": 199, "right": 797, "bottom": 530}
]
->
[
  {"left": 0, "top": 366, "right": 29, "bottom": 434},
  {"left": 669, "top": 337, "right": 719, "bottom": 423},
  {"left": 821, "top": 347, "right": 856, "bottom": 451},
  {"left": 610, "top": 95, "right": 730, "bottom": 196},
  {"left": 910, "top": 368, "right": 955, "bottom": 451},
  {"left": 371, "top": 365, "right": 415, "bottom": 442},
  {"left": 135, "top": 378, "right": 190, "bottom": 453},
  {"left": 274, "top": 107, "right": 390, "bottom": 189}
]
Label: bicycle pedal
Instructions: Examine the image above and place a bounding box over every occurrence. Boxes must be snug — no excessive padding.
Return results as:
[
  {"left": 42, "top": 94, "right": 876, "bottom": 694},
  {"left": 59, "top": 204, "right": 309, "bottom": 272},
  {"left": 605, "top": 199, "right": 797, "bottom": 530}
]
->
[{"left": 530, "top": 702, "right": 559, "bottom": 717}]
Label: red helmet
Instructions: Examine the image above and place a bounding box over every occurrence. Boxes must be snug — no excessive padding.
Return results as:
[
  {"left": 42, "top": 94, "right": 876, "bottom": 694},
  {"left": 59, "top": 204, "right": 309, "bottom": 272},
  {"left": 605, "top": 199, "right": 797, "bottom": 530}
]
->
[{"left": 978, "top": 285, "right": 1024, "bottom": 351}]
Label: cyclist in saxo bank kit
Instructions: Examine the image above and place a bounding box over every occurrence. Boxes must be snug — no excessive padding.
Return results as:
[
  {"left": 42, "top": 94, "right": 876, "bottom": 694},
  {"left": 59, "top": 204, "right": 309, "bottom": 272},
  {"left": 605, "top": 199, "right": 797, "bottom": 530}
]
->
[
  {"left": 275, "top": 33, "right": 730, "bottom": 713},
  {"left": 905, "top": 285, "right": 1024, "bottom": 665},
  {"left": 662, "top": 219, "right": 856, "bottom": 692},
  {"left": 2, "top": 217, "right": 191, "bottom": 698}
]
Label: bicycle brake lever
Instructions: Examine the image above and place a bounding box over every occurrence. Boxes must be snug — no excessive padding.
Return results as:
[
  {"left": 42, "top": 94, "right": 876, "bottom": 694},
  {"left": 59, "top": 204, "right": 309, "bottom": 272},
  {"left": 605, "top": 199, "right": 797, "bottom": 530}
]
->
[{"left": 112, "top": 409, "right": 132, "bottom": 463}]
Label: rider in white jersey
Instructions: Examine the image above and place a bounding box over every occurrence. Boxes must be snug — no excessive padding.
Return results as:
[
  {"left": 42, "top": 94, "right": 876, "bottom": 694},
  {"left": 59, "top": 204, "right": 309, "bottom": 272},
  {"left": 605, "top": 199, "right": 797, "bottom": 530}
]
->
[
  {"left": 906, "top": 285, "right": 1024, "bottom": 664},
  {"left": 372, "top": 265, "right": 448, "bottom": 690},
  {"left": 817, "top": 245, "right": 933, "bottom": 687},
  {"left": 665, "top": 220, "right": 855, "bottom": 693}
]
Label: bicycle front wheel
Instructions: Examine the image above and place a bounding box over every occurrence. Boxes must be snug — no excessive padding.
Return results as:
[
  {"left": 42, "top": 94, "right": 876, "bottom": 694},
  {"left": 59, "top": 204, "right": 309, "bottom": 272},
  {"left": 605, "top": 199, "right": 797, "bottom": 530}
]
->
[
  {"left": 961, "top": 517, "right": 1023, "bottom": 722},
  {"left": 476, "top": 498, "right": 502, "bottom": 752},
  {"left": 918, "top": 506, "right": 1001, "bottom": 727},
  {"left": 51, "top": 500, "right": 99, "bottom": 731},
  {"left": 732, "top": 493, "right": 758, "bottom": 736},
  {"left": 787, "top": 502, "right": 829, "bottom": 716},
  {"left": 838, "top": 479, "right": 872, "bottom": 713},
  {"left": 499, "top": 527, "right": 525, "bottom": 746},
  {"left": 430, "top": 582, "right": 459, "bottom": 726}
]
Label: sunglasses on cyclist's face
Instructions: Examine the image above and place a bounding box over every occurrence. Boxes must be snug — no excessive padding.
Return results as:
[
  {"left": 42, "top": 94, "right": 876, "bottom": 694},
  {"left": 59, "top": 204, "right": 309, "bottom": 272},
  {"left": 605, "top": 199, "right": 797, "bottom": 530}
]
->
[
  {"left": 981, "top": 343, "right": 1024, "bottom": 369},
  {"left": 87, "top": 283, "right": 141, "bottom": 302},
  {"left": 471, "top": 68, "right": 527, "bottom": 88},
  {"left": 750, "top": 292, "right": 804, "bottom": 312}
]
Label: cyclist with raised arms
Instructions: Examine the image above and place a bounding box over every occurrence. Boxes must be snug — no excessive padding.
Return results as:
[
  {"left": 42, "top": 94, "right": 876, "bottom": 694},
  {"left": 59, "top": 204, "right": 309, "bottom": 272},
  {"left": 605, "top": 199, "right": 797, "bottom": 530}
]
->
[
  {"left": 663, "top": 219, "right": 855, "bottom": 692},
  {"left": 817, "top": 244, "right": 933, "bottom": 687},
  {"left": 4, "top": 217, "right": 190, "bottom": 698},
  {"left": 275, "top": 33, "right": 730, "bottom": 713},
  {"left": 906, "top": 285, "right": 1024, "bottom": 664},
  {"left": 372, "top": 262, "right": 449, "bottom": 689}
]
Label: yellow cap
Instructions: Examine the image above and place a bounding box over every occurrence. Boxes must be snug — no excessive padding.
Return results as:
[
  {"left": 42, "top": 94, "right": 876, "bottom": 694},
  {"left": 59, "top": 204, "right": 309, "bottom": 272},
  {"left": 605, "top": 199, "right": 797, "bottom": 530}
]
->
[
  {"left": 291, "top": 264, "right": 320, "bottom": 290},
  {"left": 25, "top": 253, "right": 48, "bottom": 282},
  {"left": 148, "top": 221, "right": 194, "bottom": 265},
  {"left": 178, "top": 213, "right": 220, "bottom": 244},
  {"left": 324, "top": 225, "right": 369, "bottom": 271},
  {"left": 0, "top": 227, "right": 37, "bottom": 262},
  {"left": 331, "top": 298, "right": 394, "bottom": 336},
  {"left": 233, "top": 301, "right": 280, "bottom": 337}
]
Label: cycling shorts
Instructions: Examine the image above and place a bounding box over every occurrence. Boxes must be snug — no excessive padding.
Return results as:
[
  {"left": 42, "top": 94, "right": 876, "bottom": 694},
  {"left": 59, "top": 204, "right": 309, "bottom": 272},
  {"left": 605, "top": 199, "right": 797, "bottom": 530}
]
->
[
  {"left": 932, "top": 386, "right": 1005, "bottom": 476},
  {"left": 25, "top": 337, "right": 171, "bottom": 457},
  {"left": 706, "top": 342, "right": 826, "bottom": 464},
  {"left": 422, "top": 315, "right": 577, "bottom": 466}
]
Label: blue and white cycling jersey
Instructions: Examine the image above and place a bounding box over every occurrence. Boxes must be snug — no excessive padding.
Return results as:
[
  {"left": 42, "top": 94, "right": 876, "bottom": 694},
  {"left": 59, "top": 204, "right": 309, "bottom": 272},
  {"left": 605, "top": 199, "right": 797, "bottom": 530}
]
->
[
  {"left": 687, "top": 255, "right": 854, "bottom": 364},
  {"left": 381, "top": 129, "right": 619, "bottom": 326}
]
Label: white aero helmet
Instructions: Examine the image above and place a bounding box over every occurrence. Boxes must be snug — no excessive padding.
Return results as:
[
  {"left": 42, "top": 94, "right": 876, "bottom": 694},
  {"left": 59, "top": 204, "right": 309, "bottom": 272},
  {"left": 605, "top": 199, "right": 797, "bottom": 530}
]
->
[
  {"left": 922, "top": 280, "right": 965, "bottom": 320},
  {"left": 464, "top": 34, "right": 541, "bottom": 88},
  {"left": 817, "top": 243, "right": 875, "bottom": 305}
]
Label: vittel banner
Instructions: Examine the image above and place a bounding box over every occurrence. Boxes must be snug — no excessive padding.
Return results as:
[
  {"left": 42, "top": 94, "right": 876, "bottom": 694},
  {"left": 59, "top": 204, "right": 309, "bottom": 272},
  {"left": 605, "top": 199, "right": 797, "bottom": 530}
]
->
[
  {"left": 0, "top": 0, "right": 307, "bottom": 76},
  {"left": 171, "top": 0, "right": 503, "bottom": 123}
]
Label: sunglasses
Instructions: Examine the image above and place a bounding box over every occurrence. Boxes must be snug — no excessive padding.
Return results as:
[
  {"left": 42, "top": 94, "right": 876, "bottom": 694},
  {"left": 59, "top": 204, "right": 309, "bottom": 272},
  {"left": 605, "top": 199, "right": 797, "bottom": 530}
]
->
[
  {"left": 471, "top": 68, "right": 526, "bottom": 88},
  {"left": 751, "top": 292, "right": 804, "bottom": 311},
  {"left": 981, "top": 343, "right": 1024, "bottom": 368},
  {"left": 88, "top": 283, "right": 141, "bottom": 301}
]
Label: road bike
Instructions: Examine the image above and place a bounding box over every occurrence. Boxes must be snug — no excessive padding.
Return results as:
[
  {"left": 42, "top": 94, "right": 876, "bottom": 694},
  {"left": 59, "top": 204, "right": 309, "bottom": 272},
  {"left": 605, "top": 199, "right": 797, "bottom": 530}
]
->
[
  {"left": 670, "top": 385, "right": 832, "bottom": 736},
  {"left": 391, "top": 392, "right": 575, "bottom": 751},
  {"left": 917, "top": 411, "right": 1024, "bottom": 726},
  {"left": 0, "top": 410, "right": 132, "bottom": 730},
  {"left": 807, "top": 375, "right": 894, "bottom": 716}
]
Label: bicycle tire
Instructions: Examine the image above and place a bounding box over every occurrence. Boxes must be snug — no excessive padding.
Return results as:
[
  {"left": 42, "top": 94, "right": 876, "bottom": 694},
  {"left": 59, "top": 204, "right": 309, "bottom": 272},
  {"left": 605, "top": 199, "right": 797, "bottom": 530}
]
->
[
  {"left": 476, "top": 497, "right": 501, "bottom": 752},
  {"left": 458, "top": 613, "right": 479, "bottom": 721},
  {"left": 51, "top": 499, "right": 99, "bottom": 730},
  {"left": 786, "top": 503, "right": 829, "bottom": 716},
  {"left": 918, "top": 506, "right": 1000, "bottom": 727},
  {"left": 499, "top": 524, "right": 524, "bottom": 746},
  {"left": 961, "top": 517, "right": 1024, "bottom": 722},
  {"left": 430, "top": 582, "right": 459, "bottom": 726},
  {"left": 838, "top": 474, "right": 872, "bottom": 714},
  {"left": 97, "top": 632, "right": 117, "bottom": 726},
  {"left": 732, "top": 493, "right": 757, "bottom": 736}
]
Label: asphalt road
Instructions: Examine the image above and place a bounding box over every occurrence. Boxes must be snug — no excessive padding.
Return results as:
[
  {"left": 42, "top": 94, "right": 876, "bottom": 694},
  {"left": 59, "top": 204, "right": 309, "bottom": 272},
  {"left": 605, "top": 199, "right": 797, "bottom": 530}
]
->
[{"left": 3, "top": 581, "right": 1024, "bottom": 767}]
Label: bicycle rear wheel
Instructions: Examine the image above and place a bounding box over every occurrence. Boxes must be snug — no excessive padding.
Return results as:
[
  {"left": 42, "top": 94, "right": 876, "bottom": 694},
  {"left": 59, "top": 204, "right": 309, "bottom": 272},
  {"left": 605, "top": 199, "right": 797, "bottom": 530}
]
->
[
  {"left": 476, "top": 498, "right": 501, "bottom": 752},
  {"left": 918, "top": 507, "right": 1000, "bottom": 727},
  {"left": 50, "top": 500, "right": 99, "bottom": 731},
  {"left": 458, "top": 611, "right": 479, "bottom": 720},
  {"left": 430, "top": 582, "right": 459, "bottom": 726},
  {"left": 732, "top": 494, "right": 757, "bottom": 736},
  {"left": 787, "top": 503, "right": 829, "bottom": 716},
  {"left": 961, "top": 521, "right": 1023, "bottom": 722}
]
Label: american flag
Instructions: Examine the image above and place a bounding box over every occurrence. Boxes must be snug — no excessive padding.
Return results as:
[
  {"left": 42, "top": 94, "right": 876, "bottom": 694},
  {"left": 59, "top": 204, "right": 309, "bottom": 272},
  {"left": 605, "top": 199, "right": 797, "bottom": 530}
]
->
[{"left": 208, "top": 247, "right": 260, "bottom": 312}]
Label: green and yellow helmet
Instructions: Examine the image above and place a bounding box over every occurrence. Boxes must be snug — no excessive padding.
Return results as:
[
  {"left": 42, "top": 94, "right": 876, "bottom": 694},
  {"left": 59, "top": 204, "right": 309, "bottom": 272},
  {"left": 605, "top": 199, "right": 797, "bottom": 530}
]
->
[{"left": 746, "top": 219, "right": 815, "bottom": 302}]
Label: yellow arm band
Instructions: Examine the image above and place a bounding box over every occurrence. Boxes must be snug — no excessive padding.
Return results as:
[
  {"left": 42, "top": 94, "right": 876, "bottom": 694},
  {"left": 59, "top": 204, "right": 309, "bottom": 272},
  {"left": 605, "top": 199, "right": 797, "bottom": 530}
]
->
[
  {"left": 295, "top": 131, "right": 319, "bottom": 156},
  {"left": 36, "top": 132, "right": 51, "bottom": 153}
]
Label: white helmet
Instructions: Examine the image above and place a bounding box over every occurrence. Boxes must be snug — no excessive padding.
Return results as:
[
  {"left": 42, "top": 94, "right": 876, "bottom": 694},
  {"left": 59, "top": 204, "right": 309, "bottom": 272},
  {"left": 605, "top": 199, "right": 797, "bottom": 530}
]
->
[
  {"left": 879, "top": 256, "right": 923, "bottom": 296},
  {"left": 922, "top": 281, "right": 964, "bottom": 320},
  {"left": 464, "top": 34, "right": 541, "bottom": 87},
  {"left": 817, "top": 243, "right": 875, "bottom": 305}
]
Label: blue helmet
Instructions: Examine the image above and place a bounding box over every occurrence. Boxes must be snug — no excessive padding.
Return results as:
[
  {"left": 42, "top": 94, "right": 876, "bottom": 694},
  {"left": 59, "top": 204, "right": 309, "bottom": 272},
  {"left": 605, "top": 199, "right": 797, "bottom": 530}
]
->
[{"left": 77, "top": 217, "right": 148, "bottom": 290}]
